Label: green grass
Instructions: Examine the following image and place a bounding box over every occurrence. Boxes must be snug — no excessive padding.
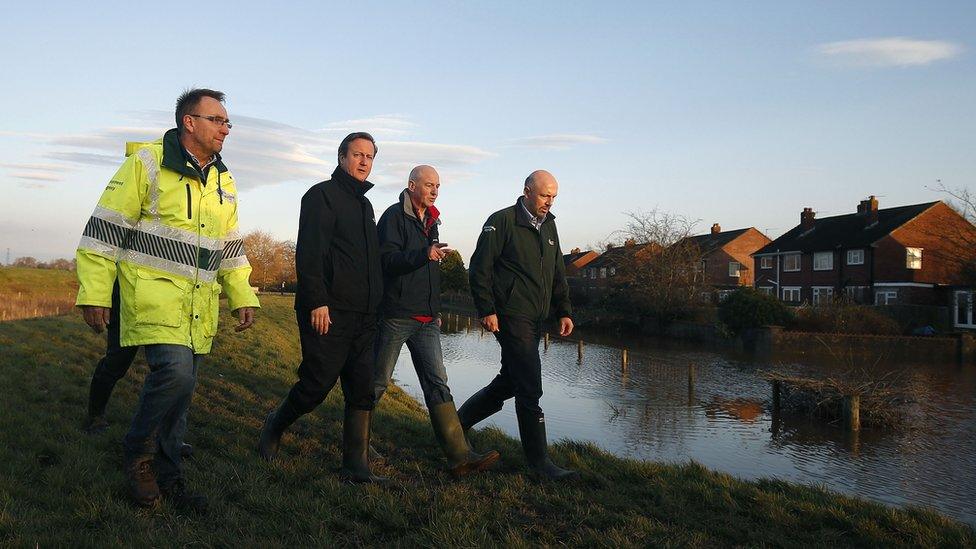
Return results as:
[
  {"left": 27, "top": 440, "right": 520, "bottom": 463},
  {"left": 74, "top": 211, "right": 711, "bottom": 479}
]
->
[
  {"left": 0, "top": 266, "right": 78, "bottom": 321},
  {"left": 0, "top": 295, "right": 973, "bottom": 547}
]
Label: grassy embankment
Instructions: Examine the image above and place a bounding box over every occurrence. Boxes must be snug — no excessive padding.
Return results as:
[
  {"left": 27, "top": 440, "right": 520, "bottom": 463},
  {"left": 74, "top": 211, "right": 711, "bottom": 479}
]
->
[
  {"left": 0, "top": 266, "right": 78, "bottom": 321},
  {"left": 0, "top": 291, "right": 974, "bottom": 546}
]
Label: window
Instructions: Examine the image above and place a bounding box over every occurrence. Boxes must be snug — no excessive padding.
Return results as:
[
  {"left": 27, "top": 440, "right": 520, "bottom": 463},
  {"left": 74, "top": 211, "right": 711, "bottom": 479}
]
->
[
  {"left": 609, "top": 267, "right": 616, "bottom": 276},
  {"left": 906, "top": 247, "right": 923, "bottom": 270},
  {"left": 847, "top": 249, "right": 864, "bottom": 265},
  {"left": 700, "top": 291, "right": 713, "bottom": 303},
  {"left": 782, "top": 287, "right": 801, "bottom": 302},
  {"left": 760, "top": 256, "right": 773, "bottom": 269},
  {"left": 813, "top": 252, "right": 833, "bottom": 271},
  {"left": 844, "top": 286, "right": 868, "bottom": 303},
  {"left": 812, "top": 286, "right": 834, "bottom": 305},
  {"left": 875, "top": 290, "right": 898, "bottom": 305},
  {"left": 729, "top": 261, "right": 741, "bottom": 277},
  {"left": 718, "top": 290, "right": 735, "bottom": 302},
  {"left": 590, "top": 268, "right": 598, "bottom": 279},
  {"left": 599, "top": 267, "right": 607, "bottom": 279},
  {"left": 700, "top": 259, "right": 707, "bottom": 272},
  {"left": 783, "top": 254, "right": 801, "bottom": 272},
  {"left": 955, "top": 291, "right": 975, "bottom": 328},
  {"left": 758, "top": 286, "right": 773, "bottom": 296}
]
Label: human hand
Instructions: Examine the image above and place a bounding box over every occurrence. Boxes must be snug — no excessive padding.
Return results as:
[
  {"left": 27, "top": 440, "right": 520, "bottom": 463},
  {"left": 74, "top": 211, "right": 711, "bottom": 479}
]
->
[
  {"left": 559, "top": 317, "right": 574, "bottom": 337},
  {"left": 234, "top": 307, "right": 255, "bottom": 332},
  {"left": 81, "top": 306, "right": 111, "bottom": 334},
  {"left": 311, "top": 305, "right": 331, "bottom": 335},
  {"left": 428, "top": 243, "right": 451, "bottom": 261},
  {"left": 481, "top": 314, "right": 499, "bottom": 333}
]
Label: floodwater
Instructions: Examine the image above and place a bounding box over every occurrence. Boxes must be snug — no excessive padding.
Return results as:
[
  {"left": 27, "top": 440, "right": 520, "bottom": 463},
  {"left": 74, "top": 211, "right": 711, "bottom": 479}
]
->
[{"left": 387, "top": 317, "right": 976, "bottom": 526}]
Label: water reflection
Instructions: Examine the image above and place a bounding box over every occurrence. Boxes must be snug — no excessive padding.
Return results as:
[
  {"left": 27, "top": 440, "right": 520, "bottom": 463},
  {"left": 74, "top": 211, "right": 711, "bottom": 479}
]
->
[{"left": 384, "top": 319, "right": 976, "bottom": 526}]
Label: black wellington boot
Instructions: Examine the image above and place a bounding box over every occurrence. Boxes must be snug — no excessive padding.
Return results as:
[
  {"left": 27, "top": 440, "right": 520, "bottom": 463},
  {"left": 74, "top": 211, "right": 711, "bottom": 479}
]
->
[
  {"left": 258, "top": 398, "right": 301, "bottom": 462},
  {"left": 457, "top": 387, "right": 504, "bottom": 433},
  {"left": 430, "top": 402, "right": 500, "bottom": 476},
  {"left": 515, "top": 408, "right": 580, "bottom": 482},
  {"left": 338, "top": 408, "right": 388, "bottom": 484}
]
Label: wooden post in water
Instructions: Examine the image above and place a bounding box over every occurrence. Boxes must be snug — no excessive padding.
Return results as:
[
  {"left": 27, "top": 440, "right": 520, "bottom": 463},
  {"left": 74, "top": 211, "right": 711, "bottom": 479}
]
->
[
  {"left": 688, "top": 364, "right": 695, "bottom": 388},
  {"left": 577, "top": 340, "right": 584, "bottom": 362},
  {"left": 544, "top": 333, "right": 550, "bottom": 350},
  {"left": 466, "top": 317, "right": 471, "bottom": 331},
  {"left": 621, "top": 349, "right": 628, "bottom": 372},
  {"left": 844, "top": 395, "right": 861, "bottom": 431},
  {"left": 772, "top": 380, "right": 781, "bottom": 414}
]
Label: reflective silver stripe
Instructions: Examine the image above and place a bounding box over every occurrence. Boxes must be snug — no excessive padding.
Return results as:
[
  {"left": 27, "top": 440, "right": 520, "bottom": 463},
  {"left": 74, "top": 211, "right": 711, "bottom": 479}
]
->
[
  {"left": 120, "top": 251, "right": 217, "bottom": 283},
  {"left": 219, "top": 256, "right": 250, "bottom": 271},
  {"left": 138, "top": 221, "right": 222, "bottom": 252},
  {"left": 92, "top": 205, "right": 137, "bottom": 229},
  {"left": 136, "top": 148, "right": 161, "bottom": 221},
  {"left": 78, "top": 235, "right": 121, "bottom": 259}
]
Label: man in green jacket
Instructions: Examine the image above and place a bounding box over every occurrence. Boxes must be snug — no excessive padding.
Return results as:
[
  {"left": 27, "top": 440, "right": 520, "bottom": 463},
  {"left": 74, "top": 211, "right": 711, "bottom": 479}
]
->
[{"left": 457, "top": 170, "right": 579, "bottom": 481}]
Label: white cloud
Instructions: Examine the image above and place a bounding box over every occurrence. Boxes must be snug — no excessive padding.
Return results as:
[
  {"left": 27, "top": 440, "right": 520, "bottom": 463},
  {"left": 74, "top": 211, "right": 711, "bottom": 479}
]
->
[
  {"left": 8, "top": 171, "right": 63, "bottom": 184},
  {"left": 11, "top": 112, "right": 495, "bottom": 190},
  {"left": 816, "top": 37, "right": 962, "bottom": 67},
  {"left": 507, "top": 134, "right": 608, "bottom": 150}
]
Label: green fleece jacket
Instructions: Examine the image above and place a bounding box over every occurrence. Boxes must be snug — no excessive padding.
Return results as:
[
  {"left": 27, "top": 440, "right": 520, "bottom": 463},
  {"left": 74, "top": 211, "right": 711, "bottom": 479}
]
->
[{"left": 469, "top": 197, "right": 572, "bottom": 321}]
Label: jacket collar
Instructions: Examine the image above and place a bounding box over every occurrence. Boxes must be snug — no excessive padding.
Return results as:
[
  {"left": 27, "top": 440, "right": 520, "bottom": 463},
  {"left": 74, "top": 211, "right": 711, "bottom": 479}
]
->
[
  {"left": 400, "top": 190, "right": 440, "bottom": 224},
  {"left": 515, "top": 196, "right": 553, "bottom": 228},
  {"left": 160, "top": 128, "right": 228, "bottom": 179},
  {"left": 332, "top": 166, "right": 374, "bottom": 196}
]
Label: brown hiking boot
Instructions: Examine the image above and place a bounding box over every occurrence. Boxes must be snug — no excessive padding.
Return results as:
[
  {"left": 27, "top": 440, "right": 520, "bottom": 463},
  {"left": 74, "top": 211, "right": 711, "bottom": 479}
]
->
[{"left": 124, "top": 455, "right": 160, "bottom": 507}]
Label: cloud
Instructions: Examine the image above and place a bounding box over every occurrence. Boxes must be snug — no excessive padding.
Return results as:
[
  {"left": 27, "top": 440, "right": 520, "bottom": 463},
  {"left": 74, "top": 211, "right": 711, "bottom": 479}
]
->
[
  {"left": 0, "top": 162, "right": 74, "bottom": 172},
  {"left": 8, "top": 171, "right": 64, "bottom": 185},
  {"left": 816, "top": 37, "right": 962, "bottom": 67},
  {"left": 506, "top": 134, "right": 608, "bottom": 150},
  {"left": 16, "top": 111, "right": 495, "bottom": 190}
]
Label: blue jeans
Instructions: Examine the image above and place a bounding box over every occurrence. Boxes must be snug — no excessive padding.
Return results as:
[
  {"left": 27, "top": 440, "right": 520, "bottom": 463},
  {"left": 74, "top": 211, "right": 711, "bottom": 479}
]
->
[
  {"left": 372, "top": 317, "right": 452, "bottom": 409},
  {"left": 122, "top": 344, "right": 200, "bottom": 484}
]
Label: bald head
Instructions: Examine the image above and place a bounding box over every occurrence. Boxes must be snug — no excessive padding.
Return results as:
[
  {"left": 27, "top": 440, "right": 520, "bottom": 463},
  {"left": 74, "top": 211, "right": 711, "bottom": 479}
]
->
[
  {"left": 523, "top": 170, "right": 559, "bottom": 218},
  {"left": 407, "top": 164, "right": 440, "bottom": 214}
]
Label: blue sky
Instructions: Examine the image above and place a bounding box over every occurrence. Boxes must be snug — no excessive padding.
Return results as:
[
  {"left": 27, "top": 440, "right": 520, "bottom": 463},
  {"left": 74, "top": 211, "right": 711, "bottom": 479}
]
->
[{"left": 1, "top": 1, "right": 973, "bottom": 263}]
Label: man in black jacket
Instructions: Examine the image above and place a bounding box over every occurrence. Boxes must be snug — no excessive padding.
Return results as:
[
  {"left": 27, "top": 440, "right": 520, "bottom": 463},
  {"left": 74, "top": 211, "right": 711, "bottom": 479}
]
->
[
  {"left": 258, "top": 132, "right": 385, "bottom": 483},
  {"left": 457, "top": 170, "right": 579, "bottom": 481},
  {"left": 371, "top": 165, "right": 499, "bottom": 475}
]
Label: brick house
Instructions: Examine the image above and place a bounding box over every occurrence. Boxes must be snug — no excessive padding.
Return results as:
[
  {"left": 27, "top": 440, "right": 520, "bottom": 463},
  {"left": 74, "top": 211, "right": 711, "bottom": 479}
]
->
[
  {"left": 577, "top": 240, "right": 658, "bottom": 295},
  {"left": 682, "top": 224, "right": 771, "bottom": 302},
  {"left": 563, "top": 247, "right": 599, "bottom": 277},
  {"left": 752, "top": 197, "right": 976, "bottom": 317}
]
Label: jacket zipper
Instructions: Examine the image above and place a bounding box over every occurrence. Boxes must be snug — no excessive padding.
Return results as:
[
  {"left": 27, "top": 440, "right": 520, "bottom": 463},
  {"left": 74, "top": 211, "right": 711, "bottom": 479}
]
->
[{"left": 185, "top": 183, "right": 192, "bottom": 220}]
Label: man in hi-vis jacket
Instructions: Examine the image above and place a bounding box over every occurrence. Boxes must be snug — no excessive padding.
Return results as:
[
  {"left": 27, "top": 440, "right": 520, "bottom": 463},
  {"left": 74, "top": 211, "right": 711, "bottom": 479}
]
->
[{"left": 76, "top": 88, "right": 259, "bottom": 511}]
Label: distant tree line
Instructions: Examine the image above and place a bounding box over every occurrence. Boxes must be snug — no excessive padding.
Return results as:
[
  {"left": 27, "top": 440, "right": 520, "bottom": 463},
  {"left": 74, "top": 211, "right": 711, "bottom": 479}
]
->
[{"left": 5, "top": 257, "right": 76, "bottom": 270}]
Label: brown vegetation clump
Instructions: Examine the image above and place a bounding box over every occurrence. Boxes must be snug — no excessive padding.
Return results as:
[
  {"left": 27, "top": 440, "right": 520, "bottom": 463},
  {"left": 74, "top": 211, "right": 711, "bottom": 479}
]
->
[{"left": 792, "top": 301, "right": 901, "bottom": 335}]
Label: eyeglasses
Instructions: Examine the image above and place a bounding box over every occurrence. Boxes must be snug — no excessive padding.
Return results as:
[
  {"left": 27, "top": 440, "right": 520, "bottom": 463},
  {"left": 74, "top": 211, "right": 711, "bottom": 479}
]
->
[{"left": 188, "top": 114, "right": 233, "bottom": 129}]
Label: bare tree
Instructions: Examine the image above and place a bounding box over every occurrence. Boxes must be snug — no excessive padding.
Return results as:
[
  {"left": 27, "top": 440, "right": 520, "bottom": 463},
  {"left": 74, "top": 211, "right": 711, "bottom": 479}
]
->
[
  {"left": 243, "top": 231, "right": 297, "bottom": 290},
  {"left": 606, "top": 209, "right": 707, "bottom": 329}
]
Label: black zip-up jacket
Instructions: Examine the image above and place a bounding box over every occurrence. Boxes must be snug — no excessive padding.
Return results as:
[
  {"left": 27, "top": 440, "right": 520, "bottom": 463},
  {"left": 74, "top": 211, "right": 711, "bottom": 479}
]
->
[
  {"left": 377, "top": 191, "right": 442, "bottom": 318},
  {"left": 294, "top": 166, "right": 382, "bottom": 313},
  {"left": 469, "top": 197, "right": 572, "bottom": 321}
]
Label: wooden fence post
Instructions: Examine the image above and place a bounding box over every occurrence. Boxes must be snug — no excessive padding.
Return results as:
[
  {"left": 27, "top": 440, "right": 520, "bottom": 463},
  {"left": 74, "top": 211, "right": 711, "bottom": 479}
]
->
[
  {"left": 577, "top": 340, "right": 584, "bottom": 362},
  {"left": 621, "top": 349, "right": 628, "bottom": 372},
  {"left": 772, "top": 380, "right": 781, "bottom": 414},
  {"left": 844, "top": 395, "right": 861, "bottom": 431}
]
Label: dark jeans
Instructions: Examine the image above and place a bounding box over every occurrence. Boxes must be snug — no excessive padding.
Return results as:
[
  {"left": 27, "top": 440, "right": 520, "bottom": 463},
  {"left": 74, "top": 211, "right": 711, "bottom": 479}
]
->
[
  {"left": 285, "top": 309, "right": 377, "bottom": 415},
  {"left": 122, "top": 344, "right": 200, "bottom": 484},
  {"left": 479, "top": 315, "right": 544, "bottom": 415},
  {"left": 372, "top": 317, "right": 452, "bottom": 409},
  {"left": 88, "top": 282, "right": 139, "bottom": 417}
]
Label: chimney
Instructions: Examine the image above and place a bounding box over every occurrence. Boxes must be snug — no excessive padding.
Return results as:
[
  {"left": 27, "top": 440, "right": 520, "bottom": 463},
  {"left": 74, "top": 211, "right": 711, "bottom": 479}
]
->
[
  {"left": 711, "top": 223, "right": 721, "bottom": 235},
  {"left": 571, "top": 247, "right": 580, "bottom": 254},
  {"left": 624, "top": 238, "right": 636, "bottom": 247},
  {"left": 857, "top": 195, "right": 879, "bottom": 225},
  {"left": 800, "top": 207, "right": 816, "bottom": 230}
]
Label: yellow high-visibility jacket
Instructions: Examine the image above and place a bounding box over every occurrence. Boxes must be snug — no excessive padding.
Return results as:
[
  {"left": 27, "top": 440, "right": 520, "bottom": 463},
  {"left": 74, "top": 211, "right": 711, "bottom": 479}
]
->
[{"left": 75, "top": 128, "right": 260, "bottom": 353}]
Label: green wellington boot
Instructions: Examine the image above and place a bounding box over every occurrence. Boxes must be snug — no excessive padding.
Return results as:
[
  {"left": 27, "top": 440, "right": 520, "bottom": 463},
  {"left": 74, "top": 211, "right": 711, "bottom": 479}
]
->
[
  {"left": 338, "top": 408, "right": 388, "bottom": 484},
  {"left": 430, "top": 401, "right": 500, "bottom": 476}
]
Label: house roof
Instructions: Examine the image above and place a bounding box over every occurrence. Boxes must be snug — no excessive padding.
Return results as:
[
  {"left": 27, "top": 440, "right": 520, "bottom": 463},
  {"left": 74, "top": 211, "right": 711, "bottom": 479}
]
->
[
  {"left": 586, "top": 243, "right": 657, "bottom": 269},
  {"left": 563, "top": 249, "right": 595, "bottom": 266},
  {"left": 681, "top": 228, "right": 752, "bottom": 255},
  {"left": 754, "top": 202, "right": 938, "bottom": 255}
]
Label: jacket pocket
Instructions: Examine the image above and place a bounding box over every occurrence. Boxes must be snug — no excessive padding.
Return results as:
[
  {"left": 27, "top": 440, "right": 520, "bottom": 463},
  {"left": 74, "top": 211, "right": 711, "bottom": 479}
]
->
[
  {"left": 203, "top": 284, "right": 222, "bottom": 337},
  {"left": 134, "top": 269, "right": 187, "bottom": 328}
]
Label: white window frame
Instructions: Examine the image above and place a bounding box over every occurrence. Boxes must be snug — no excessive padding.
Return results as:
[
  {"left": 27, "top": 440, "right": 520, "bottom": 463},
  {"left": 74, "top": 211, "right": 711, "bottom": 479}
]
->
[
  {"left": 813, "top": 252, "right": 833, "bottom": 271},
  {"left": 718, "top": 289, "right": 735, "bottom": 302},
  {"left": 783, "top": 254, "right": 801, "bottom": 272},
  {"left": 728, "top": 261, "right": 741, "bottom": 277},
  {"left": 906, "top": 247, "right": 923, "bottom": 270},
  {"left": 955, "top": 290, "right": 975, "bottom": 328},
  {"left": 758, "top": 286, "right": 773, "bottom": 296},
  {"left": 782, "top": 287, "right": 801, "bottom": 302},
  {"left": 846, "top": 249, "right": 864, "bottom": 265},
  {"left": 609, "top": 266, "right": 616, "bottom": 276},
  {"left": 760, "top": 256, "right": 773, "bottom": 269},
  {"left": 599, "top": 267, "right": 607, "bottom": 279},
  {"left": 812, "top": 286, "right": 834, "bottom": 305},
  {"left": 844, "top": 286, "right": 868, "bottom": 302},
  {"left": 875, "top": 290, "right": 898, "bottom": 305}
]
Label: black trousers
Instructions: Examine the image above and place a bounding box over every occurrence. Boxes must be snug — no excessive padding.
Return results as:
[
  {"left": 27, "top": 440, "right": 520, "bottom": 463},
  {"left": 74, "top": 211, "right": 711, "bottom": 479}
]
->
[
  {"left": 286, "top": 309, "right": 377, "bottom": 414},
  {"left": 88, "top": 282, "right": 139, "bottom": 416},
  {"left": 481, "top": 315, "right": 544, "bottom": 415}
]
